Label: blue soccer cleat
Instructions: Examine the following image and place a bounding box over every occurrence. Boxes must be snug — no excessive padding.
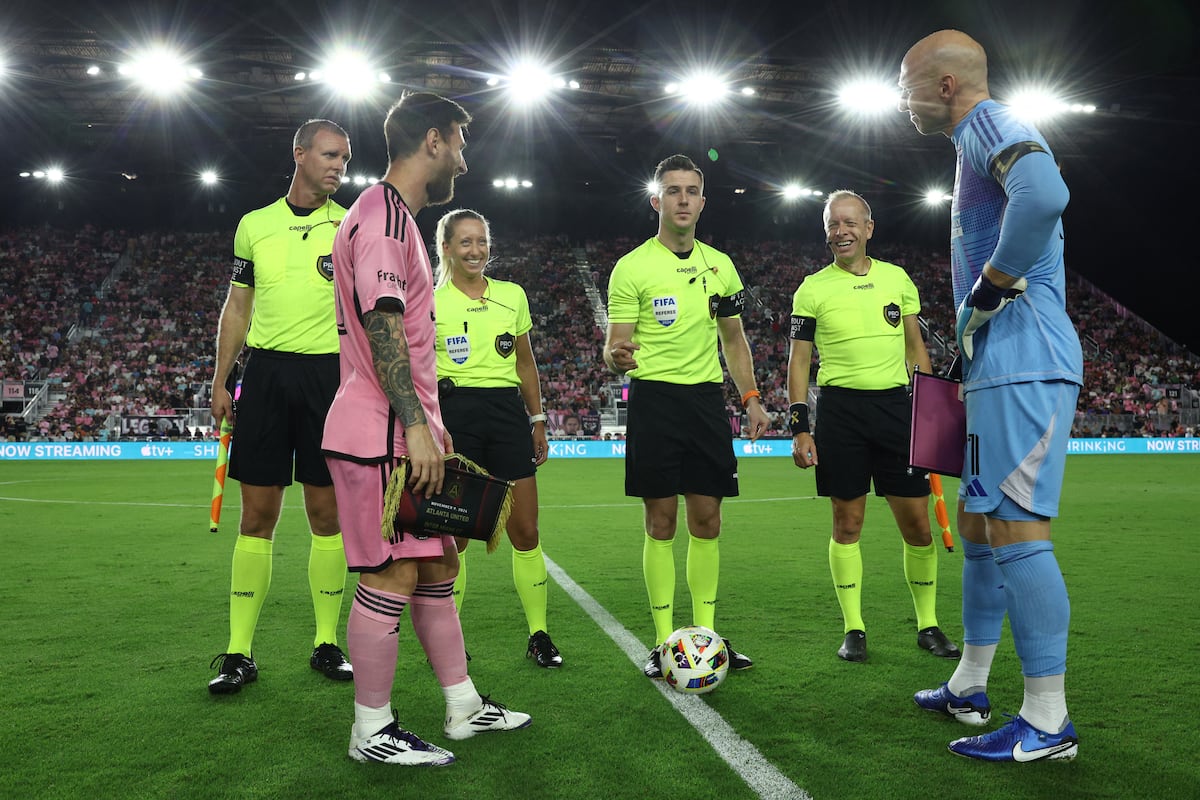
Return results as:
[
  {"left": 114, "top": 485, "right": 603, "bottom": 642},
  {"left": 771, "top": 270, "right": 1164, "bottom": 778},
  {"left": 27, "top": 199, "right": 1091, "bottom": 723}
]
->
[
  {"left": 948, "top": 714, "right": 1078, "bottom": 762},
  {"left": 914, "top": 682, "right": 991, "bottom": 726}
]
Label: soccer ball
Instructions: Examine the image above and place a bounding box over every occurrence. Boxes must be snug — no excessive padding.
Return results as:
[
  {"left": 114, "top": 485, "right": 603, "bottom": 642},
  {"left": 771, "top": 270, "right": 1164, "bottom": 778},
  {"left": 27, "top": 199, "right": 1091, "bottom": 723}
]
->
[{"left": 659, "top": 625, "right": 729, "bottom": 695}]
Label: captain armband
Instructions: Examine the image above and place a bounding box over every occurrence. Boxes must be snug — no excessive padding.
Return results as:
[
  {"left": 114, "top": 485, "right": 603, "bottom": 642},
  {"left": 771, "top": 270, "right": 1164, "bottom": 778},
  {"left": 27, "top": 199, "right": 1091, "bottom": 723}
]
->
[
  {"left": 788, "top": 403, "right": 810, "bottom": 435},
  {"left": 790, "top": 315, "right": 816, "bottom": 341}
]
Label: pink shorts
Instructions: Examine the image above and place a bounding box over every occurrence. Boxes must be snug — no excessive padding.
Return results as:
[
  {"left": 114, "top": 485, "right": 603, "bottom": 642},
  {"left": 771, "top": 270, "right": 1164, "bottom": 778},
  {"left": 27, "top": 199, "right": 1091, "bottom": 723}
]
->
[{"left": 326, "top": 457, "right": 454, "bottom": 572}]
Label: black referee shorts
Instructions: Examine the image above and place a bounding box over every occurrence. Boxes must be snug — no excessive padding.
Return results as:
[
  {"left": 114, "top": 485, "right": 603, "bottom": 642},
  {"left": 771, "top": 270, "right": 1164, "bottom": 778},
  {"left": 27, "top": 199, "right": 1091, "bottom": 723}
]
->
[
  {"left": 813, "top": 385, "right": 930, "bottom": 500},
  {"left": 439, "top": 386, "right": 536, "bottom": 481},
  {"left": 625, "top": 379, "right": 738, "bottom": 499},
  {"left": 228, "top": 348, "right": 339, "bottom": 487}
]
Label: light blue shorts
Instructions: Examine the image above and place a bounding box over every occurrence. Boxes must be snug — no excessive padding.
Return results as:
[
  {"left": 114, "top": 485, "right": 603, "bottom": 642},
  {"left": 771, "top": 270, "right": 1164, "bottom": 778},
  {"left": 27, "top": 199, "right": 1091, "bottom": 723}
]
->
[{"left": 959, "top": 380, "right": 1079, "bottom": 519}]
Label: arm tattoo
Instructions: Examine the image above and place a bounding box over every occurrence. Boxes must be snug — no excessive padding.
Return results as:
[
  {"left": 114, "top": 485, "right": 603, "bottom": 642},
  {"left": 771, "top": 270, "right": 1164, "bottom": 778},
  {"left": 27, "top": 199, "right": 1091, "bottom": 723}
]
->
[{"left": 363, "top": 309, "right": 427, "bottom": 429}]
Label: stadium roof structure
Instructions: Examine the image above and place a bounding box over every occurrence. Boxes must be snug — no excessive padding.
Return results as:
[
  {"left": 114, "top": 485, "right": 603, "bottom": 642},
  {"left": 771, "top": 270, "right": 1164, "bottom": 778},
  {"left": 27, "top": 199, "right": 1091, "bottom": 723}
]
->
[{"left": 4, "top": 2, "right": 1194, "bottom": 227}]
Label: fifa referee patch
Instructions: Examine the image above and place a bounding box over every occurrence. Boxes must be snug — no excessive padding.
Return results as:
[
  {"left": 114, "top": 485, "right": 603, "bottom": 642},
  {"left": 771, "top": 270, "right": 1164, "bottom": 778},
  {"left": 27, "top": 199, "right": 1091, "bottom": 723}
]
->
[{"left": 653, "top": 296, "right": 678, "bottom": 326}]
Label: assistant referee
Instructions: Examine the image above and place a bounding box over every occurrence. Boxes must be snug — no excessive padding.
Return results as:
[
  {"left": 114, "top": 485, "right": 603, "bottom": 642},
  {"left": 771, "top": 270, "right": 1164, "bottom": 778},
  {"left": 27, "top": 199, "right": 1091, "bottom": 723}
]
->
[
  {"left": 787, "top": 189, "right": 959, "bottom": 664},
  {"left": 432, "top": 208, "right": 562, "bottom": 669},
  {"left": 604, "top": 154, "right": 769, "bottom": 680},
  {"left": 207, "top": 119, "right": 354, "bottom": 694}
]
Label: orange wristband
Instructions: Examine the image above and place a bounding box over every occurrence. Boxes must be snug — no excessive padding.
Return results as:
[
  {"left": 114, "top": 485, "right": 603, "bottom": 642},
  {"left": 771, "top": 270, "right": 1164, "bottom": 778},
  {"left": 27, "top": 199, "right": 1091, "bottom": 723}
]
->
[{"left": 741, "top": 389, "right": 761, "bottom": 406}]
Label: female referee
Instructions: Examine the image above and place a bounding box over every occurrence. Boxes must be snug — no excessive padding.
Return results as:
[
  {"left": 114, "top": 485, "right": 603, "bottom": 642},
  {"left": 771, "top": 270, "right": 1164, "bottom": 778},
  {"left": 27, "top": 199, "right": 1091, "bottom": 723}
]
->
[{"left": 433, "top": 209, "right": 561, "bottom": 668}]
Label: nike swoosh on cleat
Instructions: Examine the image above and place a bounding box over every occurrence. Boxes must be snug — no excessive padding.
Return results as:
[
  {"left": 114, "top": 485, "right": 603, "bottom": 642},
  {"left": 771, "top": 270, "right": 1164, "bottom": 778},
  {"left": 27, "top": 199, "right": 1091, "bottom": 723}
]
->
[{"left": 1011, "top": 741, "right": 1076, "bottom": 762}]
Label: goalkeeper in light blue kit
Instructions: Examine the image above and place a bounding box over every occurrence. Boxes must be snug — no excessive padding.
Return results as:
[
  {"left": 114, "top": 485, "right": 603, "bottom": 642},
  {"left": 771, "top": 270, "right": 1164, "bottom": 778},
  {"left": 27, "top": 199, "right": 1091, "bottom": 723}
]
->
[{"left": 898, "top": 30, "right": 1083, "bottom": 762}]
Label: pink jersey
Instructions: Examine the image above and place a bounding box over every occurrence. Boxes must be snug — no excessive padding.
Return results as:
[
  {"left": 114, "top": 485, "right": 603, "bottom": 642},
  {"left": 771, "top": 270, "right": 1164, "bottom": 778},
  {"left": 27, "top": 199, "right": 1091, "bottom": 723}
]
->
[{"left": 322, "top": 182, "right": 445, "bottom": 461}]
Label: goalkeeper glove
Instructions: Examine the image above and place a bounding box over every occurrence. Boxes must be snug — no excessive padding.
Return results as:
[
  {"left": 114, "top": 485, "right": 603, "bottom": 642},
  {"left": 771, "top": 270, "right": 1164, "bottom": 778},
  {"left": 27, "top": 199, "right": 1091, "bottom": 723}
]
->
[{"left": 955, "top": 274, "right": 1027, "bottom": 361}]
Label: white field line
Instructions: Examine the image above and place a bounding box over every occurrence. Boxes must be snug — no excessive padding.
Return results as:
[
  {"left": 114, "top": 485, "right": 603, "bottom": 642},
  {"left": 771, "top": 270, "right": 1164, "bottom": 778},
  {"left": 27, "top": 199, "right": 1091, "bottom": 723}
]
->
[{"left": 544, "top": 555, "right": 810, "bottom": 800}]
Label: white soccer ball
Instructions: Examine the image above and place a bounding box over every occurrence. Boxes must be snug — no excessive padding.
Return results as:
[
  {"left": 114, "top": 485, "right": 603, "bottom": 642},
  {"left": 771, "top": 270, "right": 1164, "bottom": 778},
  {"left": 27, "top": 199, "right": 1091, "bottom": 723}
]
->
[{"left": 659, "top": 625, "right": 729, "bottom": 695}]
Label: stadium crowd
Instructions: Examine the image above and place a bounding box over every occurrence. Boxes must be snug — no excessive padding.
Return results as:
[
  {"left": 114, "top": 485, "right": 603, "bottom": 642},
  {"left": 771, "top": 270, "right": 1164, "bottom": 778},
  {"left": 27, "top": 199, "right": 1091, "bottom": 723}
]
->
[{"left": 2, "top": 225, "right": 1197, "bottom": 442}]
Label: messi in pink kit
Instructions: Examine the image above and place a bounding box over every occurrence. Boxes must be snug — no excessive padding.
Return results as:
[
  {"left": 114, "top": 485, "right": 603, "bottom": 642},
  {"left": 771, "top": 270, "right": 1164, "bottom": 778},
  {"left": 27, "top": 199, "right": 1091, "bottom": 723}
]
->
[{"left": 322, "top": 92, "right": 530, "bottom": 767}]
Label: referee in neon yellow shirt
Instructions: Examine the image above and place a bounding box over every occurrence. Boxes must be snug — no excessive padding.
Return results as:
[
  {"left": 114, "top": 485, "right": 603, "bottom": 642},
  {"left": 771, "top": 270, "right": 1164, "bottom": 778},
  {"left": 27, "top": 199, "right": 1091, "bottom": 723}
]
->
[
  {"left": 787, "top": 189, "right": 960, "bottom": 664},
  {"left": 207, "top": 120, "right": 353, "bottom": 694},
  {"left": 432, "top": 209, "right": 561, "bottom": 668},
  {"left": 605, "top": 154, "right": 770, "bottom": 680}
]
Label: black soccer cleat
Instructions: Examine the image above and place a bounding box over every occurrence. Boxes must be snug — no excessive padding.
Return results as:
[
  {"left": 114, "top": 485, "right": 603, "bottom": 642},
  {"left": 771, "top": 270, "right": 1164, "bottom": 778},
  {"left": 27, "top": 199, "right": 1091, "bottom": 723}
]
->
[
  {"left": 311, "top": 643, "right": 354, "bottom": 680},
  {"left": 643, "top": 647, "right": 664, "bottom": 680},
  {"left": 722, "top": 639, "right": 754, "bottom": 671},
  {"left": 837, "top": 630, "right": 867, "bottom": 662},
  {"left": 208, "top": 653, "right": 258, "bottom": 695},
  {"left": 917, "top": 626, "right": 962, "bottom": 659},
  {"left": 526, "top": 630, "right": 563, "bottom": 668}
]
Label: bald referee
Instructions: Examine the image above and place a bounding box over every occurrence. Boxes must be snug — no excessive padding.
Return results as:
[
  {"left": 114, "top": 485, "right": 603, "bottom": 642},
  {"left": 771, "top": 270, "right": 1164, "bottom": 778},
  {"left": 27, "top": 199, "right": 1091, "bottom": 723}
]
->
[
  {"left": 207, "top": 120, "right": 354, "bottom": 694},
  {"left": 604, "top": 154, "right": 769, "bottom": 680},
  {"left": 787, "top": 190, "right": 959, "bottom": 664}
]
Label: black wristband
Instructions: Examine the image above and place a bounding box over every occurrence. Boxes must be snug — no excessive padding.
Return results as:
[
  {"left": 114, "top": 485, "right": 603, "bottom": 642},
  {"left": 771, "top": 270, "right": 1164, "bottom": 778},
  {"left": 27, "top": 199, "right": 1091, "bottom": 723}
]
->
[{"left": 788, "top": 403, "right": 810, "bottom": 435}]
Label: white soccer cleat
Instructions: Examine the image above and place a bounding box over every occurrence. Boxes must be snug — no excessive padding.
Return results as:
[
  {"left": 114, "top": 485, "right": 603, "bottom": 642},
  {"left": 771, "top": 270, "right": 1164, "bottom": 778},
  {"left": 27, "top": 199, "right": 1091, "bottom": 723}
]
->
[
  {"left": 443, "top": 695, "right": 532, "bottom": 741},
  {"left": 349, "top": 714, "right": 455, "bottom": 766}
]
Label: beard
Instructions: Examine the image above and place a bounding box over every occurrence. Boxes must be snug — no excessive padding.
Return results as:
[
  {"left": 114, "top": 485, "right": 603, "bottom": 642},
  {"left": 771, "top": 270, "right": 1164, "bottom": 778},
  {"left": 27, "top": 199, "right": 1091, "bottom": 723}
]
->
[{"left": 427, "top": 163, "right": 457, "bottom": 206}]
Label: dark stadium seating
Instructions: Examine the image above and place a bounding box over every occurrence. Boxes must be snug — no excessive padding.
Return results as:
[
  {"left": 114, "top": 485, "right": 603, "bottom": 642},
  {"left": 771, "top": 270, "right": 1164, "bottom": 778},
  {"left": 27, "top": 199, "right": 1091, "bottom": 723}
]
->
[{"left": 2, "top": 227, "right": 1197, "bottom": 442}]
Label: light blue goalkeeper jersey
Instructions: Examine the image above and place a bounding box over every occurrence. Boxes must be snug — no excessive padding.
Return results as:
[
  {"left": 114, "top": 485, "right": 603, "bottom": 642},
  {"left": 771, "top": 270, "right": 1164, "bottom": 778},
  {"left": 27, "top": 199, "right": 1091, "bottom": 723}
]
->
[{"left": 951, "top": 99, "right": 1083, "bottom": 391}]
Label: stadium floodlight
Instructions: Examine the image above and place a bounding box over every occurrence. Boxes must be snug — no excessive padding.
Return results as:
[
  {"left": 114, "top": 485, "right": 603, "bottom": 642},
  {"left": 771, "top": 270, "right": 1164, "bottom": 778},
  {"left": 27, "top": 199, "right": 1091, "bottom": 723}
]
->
[
  {"left": 568, "top": 79, "right": 580, "bottom": 90},
  {"left": 670, "top": 71, "right": 730, "bottom": 106},
  {"left": 199, "top": 170, "right": 219, "bottom": 185},
  {"left": 837, "top": 79, "right": 900, "bottom": 116},
  {"left": 486, "top": 76, "right": 500, "bottom": 87},
  {"left": 646, "top": 180, "right": 660, "bottom": 196},
  {"left": 492, "top": 177, "right": 532, "bottom": 190},
  {"left": 352, "top": 175, "right": 367, "bottom": 186},
  {"left": 32, "top": 170, "right": 45, "bottom": 178},
  {"left": 367, "top": 177, "right": 379, "bottom": 185},
  {"left": 1006, "top": 88, "right": 1069, "bottom": 123},
  {"left": 315, "top": 49, "right": 385, "bottom": 100},
  {"left": 782, "top": 184, "right": 815, "bottom": 200},
  {"left": 505, "top": 62, "right": 557, "bottom": 105},
  {"left": 924, "top": 189, "right": 952, "bottom": 205},
  {"left": 294, "top": 71, "right": 306, "bottom": 81},
  {"left": 86, "top": 65, "right": 101, "bottom": 76},
  {"left": 45, "top": 167, "right": 65, "bottom": 183},
  {"left": 19, "top": 171, "right": 31, "bottom": 178},
  {"left": 740, "top": 87, "right": 756, "bottom": 97},
  {"left": 119, "top": 46, "right": 200, "bottom": 97}
]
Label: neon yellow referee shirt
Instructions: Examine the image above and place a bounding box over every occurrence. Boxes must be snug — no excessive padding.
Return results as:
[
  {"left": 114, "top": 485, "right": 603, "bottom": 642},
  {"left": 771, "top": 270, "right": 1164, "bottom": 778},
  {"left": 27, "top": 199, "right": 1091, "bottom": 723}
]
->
[
  {"left": 434, "top": 278, "right": 533, "bottom": 387},
  {"left": 608, "top": 237, "right": 745, "bottom": 385},
  {"left": 791, "top": 258, "right": 921, "bottom": 390},
  {"left": 231, "top": 197, "right": 346, "bottom": 354}
]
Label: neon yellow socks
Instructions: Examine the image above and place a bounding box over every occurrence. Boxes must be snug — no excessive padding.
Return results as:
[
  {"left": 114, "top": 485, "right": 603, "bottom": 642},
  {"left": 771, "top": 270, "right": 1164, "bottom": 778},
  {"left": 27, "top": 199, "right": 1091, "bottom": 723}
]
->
[
  {"left": 686, "top": 534, "right": 719, "bottom": 631},
  {"left": 512, "top": 543, "right": 549, "bottom": 635},
  {"left": 452, "top": 549, "right": 468, "bottom": 611},
  {"left": 309, "top": 532, "right": 347, "bottom": 647},
  {"left": 903, "top": 541, "right": 939, "bottom": 631},
  {"left": 227, "top": 534, "right": 273, "bottom": 655},
  {"left": 643, "top": 534, "right": 676, "bottom": 644},
  {"left": 829, "top": 539, "right": 865, "bottom": 633}
]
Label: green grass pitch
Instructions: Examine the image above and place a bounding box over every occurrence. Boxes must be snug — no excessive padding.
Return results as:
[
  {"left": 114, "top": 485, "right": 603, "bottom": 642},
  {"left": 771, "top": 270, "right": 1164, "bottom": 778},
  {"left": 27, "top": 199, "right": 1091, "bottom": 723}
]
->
[{"left": 1, "top": 454, "right": 1197, "bottom": 799}]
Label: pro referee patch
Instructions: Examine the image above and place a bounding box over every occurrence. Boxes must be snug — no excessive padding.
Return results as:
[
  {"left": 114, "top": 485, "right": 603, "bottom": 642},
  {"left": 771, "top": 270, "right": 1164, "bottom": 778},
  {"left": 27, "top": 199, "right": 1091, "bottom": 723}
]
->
[
  {"left": 316, "top": 254, "right": 335, "bottom": 281},
  {"left": 883, "top": 302, "right": 901, "bottom": 328},
  {"left": 494, "top": 332, "right": 515, "bottom": 358}
]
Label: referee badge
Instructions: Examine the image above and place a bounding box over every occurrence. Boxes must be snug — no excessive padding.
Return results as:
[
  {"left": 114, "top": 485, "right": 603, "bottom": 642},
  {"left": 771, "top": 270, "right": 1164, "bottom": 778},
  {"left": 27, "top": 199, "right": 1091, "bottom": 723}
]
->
[
  {"left": 316, "top": 254, "right": 335, "bottom": 281},
  {"left": 652, "top": 296, "right": 678, "bottom": 327},
  {"left": 883, "top": 302, "right": 901, "bottom": 328},
  {"left": 494, "top": 332, "right": 516, "bottom": 358},
  {"left": 708, "top": 293, "right": 720, "bottom": 319},
  {"left": 446, "top": 334, "right": 470, "bottom": 365}
]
